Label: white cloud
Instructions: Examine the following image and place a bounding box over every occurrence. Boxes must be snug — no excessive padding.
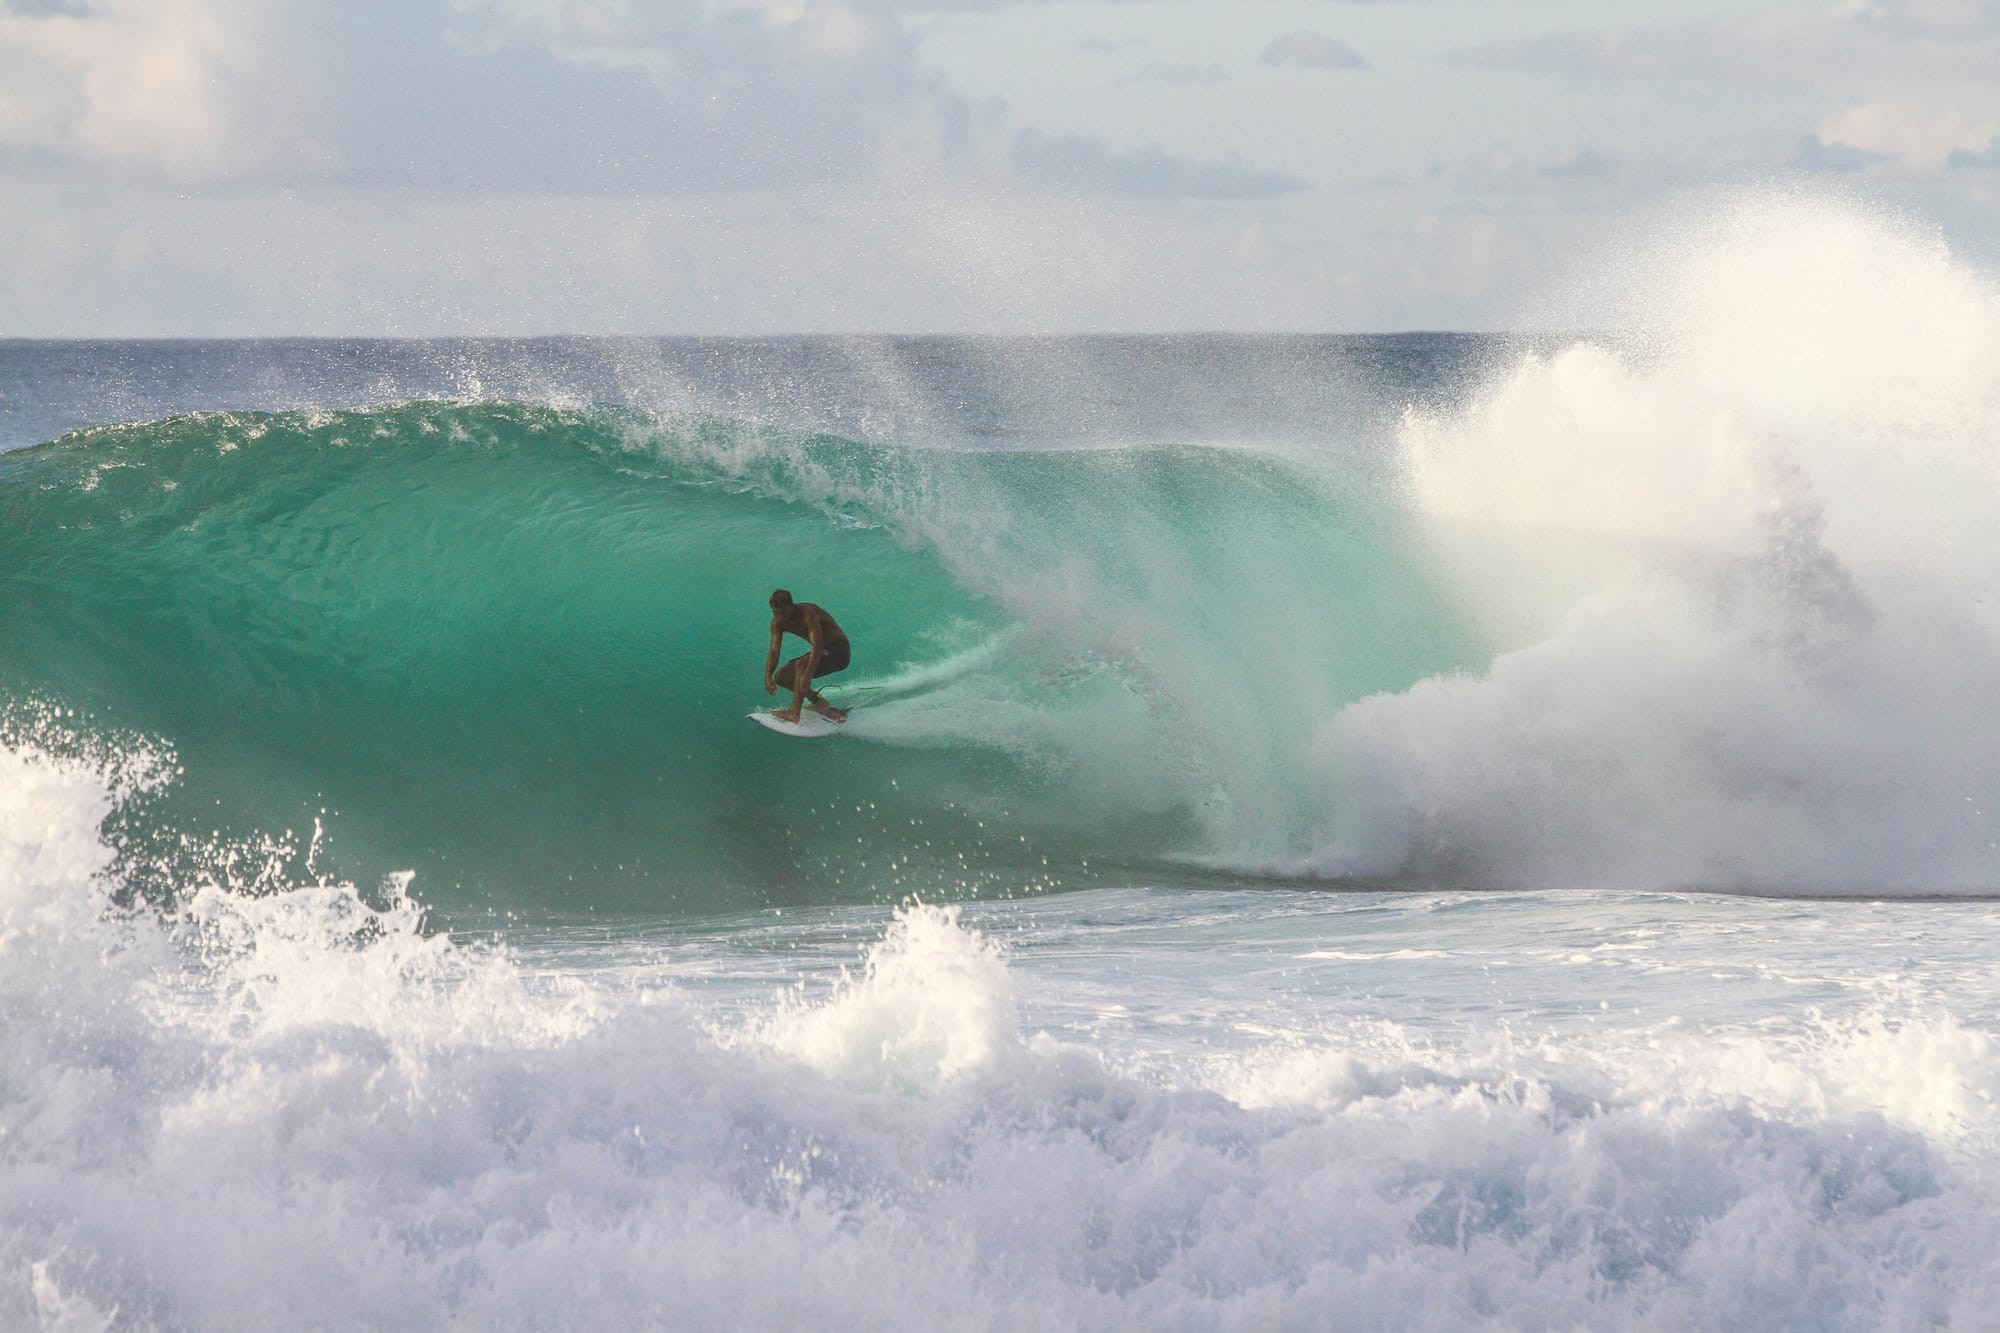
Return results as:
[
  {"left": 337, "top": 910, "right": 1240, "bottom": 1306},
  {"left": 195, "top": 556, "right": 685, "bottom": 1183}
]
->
[
  {"left": 1074, "top": 34, "right": 1147, "bottom": 55},
  {"left": 0, "top": 0, "right": 957, "bottom": 190},
  {"left": 1120, "top": 60, "right": 1230, "bottom": 85},
  {"left": 1794, "top": 133, "right": 1887, "bottom": 172},
  {"left": 1846, "top": 0, "right": 2000, "bottom": 41},
  {"left": 0, "top": 0, "right": 1316, "bottom": 208},
  {"left": 9, "top": 0, "right": 2000, "bottom": 336},
  {"left": 1447, "top": 146, "right": 1695, "bottom": 204},
  {"left": 1454, "top": 1, "right": 2000, "bottom": 176},
  {"left": 1010, "top": 128, "right": 1306, "bottom": 200},
  {"left": 0, "top": 0, "right": 318, "bottom": 181},
  {"left": 571, "top": 0, "right": 882, "bottom": 62},
  {"left": 1259, "top": 30, "right": 1368, "bottom": 71},
  {"left": 1453, "top": 2, "right": 2000, "bottom": 92},
  {"left": 1814, "top": 98, "right": 1997, "bottom": 172}
]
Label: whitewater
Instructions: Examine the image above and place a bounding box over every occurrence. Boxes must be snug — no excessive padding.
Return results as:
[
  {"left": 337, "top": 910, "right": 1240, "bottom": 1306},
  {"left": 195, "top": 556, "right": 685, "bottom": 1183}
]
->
[{"left": 4, "top": 197, "right": 2000, "bottom": 1328}]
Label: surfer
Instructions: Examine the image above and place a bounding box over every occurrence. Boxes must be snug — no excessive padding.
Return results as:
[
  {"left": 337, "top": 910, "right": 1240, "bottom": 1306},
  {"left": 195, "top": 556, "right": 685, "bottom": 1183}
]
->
[{"left": 764, "top": 589, "right": 850, "bottom": 724}]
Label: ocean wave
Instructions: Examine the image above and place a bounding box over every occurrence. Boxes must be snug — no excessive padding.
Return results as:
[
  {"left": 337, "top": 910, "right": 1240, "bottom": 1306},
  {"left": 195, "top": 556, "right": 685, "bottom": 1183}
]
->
[
  {"left": 5, "top": 197, "right": 1999, "bottom": 901},
  {"left": 0, "top": 404, "right": 1466, "bottom": 910}
]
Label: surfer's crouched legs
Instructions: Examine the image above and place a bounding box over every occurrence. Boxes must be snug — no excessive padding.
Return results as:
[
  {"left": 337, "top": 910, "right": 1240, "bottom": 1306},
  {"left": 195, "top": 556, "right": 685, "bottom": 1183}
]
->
[
  {"left": 774, "top": 653, "right": 845, "bottom": 720},
  {"left": 772, "top": 655, "right": 817, "bottom": 701},
  {"left": 777, "top": 648, "right": 848, "bottom": 720}
]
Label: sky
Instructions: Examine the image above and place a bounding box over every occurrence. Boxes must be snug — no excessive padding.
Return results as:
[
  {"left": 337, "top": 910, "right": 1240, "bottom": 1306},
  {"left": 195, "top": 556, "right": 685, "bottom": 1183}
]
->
[{"left": 3, "top": 0, "right": 2000, "bottom": 335}]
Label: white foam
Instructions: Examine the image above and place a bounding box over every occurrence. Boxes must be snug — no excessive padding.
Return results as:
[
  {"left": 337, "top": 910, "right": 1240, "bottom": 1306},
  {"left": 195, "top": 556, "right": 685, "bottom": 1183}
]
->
[
  {"left": 5, "top": 740, "right": 1998, "bottom": 1329},
  {"left": 1307, "top": 195, "right": 2000, "bottom": 893},
  {"left": 1298, "top": 948, "right": 1451, "bottom": 961},
  {"left": 748, "top": 902, "right": 1021, "bottom": 1092}
]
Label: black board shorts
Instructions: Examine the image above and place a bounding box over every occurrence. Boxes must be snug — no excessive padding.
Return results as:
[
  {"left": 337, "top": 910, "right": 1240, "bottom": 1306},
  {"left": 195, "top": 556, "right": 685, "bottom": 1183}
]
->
[{"left": 809, "top": 639, "right": 850, "bottom": 679}]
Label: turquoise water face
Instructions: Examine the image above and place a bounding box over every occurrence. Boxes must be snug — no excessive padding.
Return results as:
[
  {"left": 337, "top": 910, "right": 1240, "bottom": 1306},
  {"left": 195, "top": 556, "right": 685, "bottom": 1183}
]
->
[{"left": 0, "top": 401, "right": 1479, "bottom": 913}]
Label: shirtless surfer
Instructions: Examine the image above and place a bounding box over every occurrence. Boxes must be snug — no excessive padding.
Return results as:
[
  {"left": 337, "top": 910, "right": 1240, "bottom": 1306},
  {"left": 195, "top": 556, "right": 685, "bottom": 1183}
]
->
[{"left": 764, "top": 589, "right": 850, "bottom": 724}]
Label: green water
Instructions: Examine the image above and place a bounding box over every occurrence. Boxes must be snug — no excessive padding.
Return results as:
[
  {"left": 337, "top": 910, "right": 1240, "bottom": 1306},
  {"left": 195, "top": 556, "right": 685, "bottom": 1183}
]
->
[{"left": 0, "top": 402, "right": 1478, "bottom": 912}]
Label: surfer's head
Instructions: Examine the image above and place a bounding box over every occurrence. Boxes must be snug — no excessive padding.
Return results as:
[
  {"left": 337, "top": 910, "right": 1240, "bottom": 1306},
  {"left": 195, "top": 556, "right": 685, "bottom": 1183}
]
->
[{"left": 769, "top": 589, "right": 793, "bottom": 610}]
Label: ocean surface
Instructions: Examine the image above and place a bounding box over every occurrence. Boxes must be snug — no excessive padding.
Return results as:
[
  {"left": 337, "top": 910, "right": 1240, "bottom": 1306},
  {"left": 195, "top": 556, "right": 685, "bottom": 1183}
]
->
[{"left": 5, "top": 204, "right": 2000, "bottom": 1328}]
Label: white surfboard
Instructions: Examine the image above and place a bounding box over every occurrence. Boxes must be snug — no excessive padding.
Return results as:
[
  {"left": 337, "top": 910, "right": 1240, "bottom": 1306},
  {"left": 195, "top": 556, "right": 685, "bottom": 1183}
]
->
[{"left": 749, "top": 708, "right": 847, "bottom": 738}]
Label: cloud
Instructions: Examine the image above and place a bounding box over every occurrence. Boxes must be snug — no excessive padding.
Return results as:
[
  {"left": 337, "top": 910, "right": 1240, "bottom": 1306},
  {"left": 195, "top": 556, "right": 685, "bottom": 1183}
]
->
[
  {"left": 1810, "top": 98, "right": 1997, "bottom": 172},
  {"left": 1847, "top": 0, "right": 2000, "bottom": 41},
  {"left": 1451, "top": 3, "right": 2000, "bottom": 91},
  {"left": 1539, "top": 148, "right": 1619, "bottom": 180},
  {"left": 1447, "top": 146, "right": 1693, "bottom": 201},
  {"left": 833, "top": 0, "right": 1434, "bottom": 8},
  {"left": 1794, "top": 134, "right": 1887, "bottom": 173},
  {"left": 1121, "top": 61, "right": 1230, "bottom": 85},
  {"left": 1947, "top": 137, "right": 2000, "bottom": 168},
  {"left": 1075, "top": 34, "right": 1147, "bottom": 55},
  {"left": 1451, "top": 2, "right": 2000, "bottom": 175},
  {"left": 0, "top": 0, "right": 1330, "bottom": 214},
  {"left": 0, "top": 0, "right": 961, "bottom": 191},
  {"left": 1454, "top": 16, "right": 1799, "bottom": 86},
  {"left": 1259, "top": 30, "right": 1368, "bottom": 71},
  {"left": 1011, "top": 128, "right": 1307, "bottom": 199},
  {"left": 0, "top": 0, "right": 310, "bottom": 182}
]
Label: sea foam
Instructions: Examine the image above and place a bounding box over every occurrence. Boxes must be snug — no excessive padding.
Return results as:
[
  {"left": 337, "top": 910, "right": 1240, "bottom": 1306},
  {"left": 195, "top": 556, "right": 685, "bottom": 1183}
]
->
[
  {"left": 5, "top": 736, "right": 1999, "bottom": 1330},
  {"left": 1309, "top": 196, "right": 2000, "bottom": 893}
]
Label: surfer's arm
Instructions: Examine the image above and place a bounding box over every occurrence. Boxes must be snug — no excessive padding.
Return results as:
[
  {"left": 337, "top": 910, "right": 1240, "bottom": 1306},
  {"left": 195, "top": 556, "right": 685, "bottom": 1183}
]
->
[{"left": 764, "top": 624, "right": 783, "bottom": 695}]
